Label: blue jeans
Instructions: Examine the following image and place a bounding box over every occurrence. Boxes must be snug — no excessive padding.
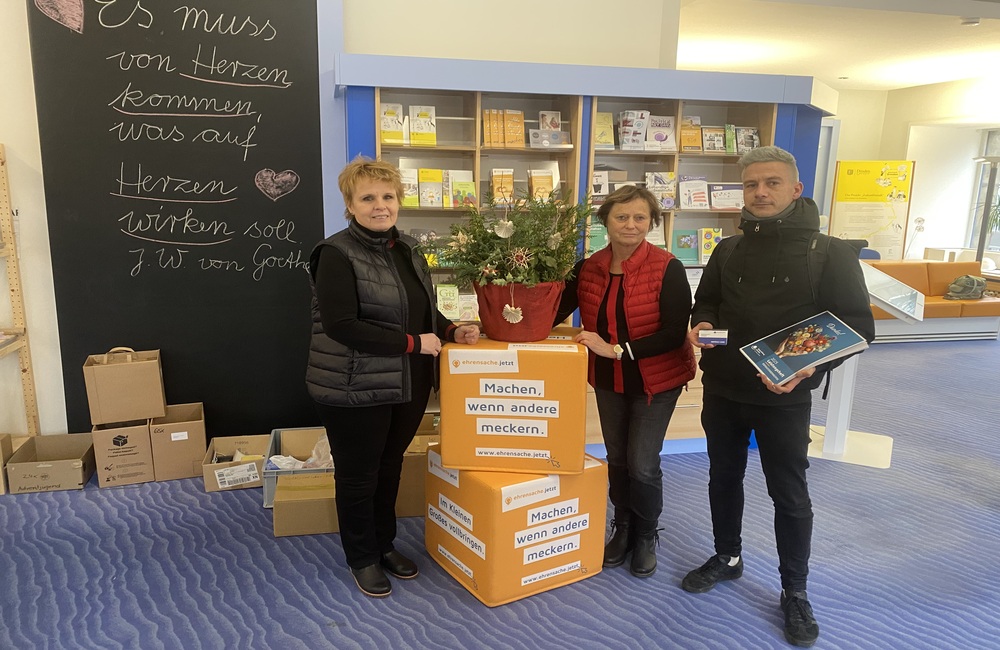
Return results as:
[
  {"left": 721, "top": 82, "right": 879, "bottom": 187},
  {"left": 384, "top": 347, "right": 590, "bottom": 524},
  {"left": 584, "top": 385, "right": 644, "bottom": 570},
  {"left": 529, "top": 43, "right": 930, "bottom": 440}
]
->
[{"left": 595, "top": 386, "right": 683, "bottom": 531}]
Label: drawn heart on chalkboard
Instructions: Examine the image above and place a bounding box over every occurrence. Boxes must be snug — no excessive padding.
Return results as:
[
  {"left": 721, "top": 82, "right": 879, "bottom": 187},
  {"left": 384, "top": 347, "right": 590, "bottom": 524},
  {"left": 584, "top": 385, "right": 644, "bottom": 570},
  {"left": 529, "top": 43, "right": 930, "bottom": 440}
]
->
[
  {"left": 255, "top": 169, "right": 300, "bottom": 202},
  {"left": 35, "top": 0, "right": 84, "bottom": 33}
]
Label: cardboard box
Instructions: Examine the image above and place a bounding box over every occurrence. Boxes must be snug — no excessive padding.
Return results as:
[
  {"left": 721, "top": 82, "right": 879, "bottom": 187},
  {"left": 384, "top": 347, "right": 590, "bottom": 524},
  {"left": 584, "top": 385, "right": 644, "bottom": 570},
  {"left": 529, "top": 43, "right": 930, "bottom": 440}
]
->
[
  {"left": 439, "top": 332, "right": 588, "bottom": 474},
  {"left": 92, "top": 420, "right": 155, "bottom": 488},
  {"left": 201, "top": 434, "right": 270, "bottom": 492},
  {"left": 425, "top": 447, "right": 607, "bottom": 607},
  {"left": 0, "top": 434, "right": 13, "bottom": 495},
  {"left": 397, "top": 432, "right": 441, "bottom": 518},
  {"left": 150, "top": 403, "right": 207, "bottom": 481},
  {"left": 6, "top": 433, "right": 96, "bottom": 494},
  {"left": 262, "top": 427, "right": 330, "bottom": 508},
  {"left": 272, "top": 474, "right": 339, "bottom": 537},
  {"left": 83, "top": 348, "right": 166, "bottom": 425}
]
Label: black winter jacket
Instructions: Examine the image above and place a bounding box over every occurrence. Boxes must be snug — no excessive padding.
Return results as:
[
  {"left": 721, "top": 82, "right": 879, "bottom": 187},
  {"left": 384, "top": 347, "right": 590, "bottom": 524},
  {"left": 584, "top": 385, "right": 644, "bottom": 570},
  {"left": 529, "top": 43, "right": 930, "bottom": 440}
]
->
[
  {"left": 305, "top": 220, "right": 446, "bottom": 407},
  {"left": 691, "top": 197, "right": 875, "bottom": 405}
]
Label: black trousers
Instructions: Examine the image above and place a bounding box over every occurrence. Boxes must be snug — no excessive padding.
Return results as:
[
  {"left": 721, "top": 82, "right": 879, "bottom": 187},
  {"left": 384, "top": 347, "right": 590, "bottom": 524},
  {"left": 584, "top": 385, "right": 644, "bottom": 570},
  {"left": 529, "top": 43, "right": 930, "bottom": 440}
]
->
[
  {"left": 701, "top": 392, "right": 814, "bottom": 591},
  {"left": 314, "top": 374, "right": 431, "bottom": 570}
]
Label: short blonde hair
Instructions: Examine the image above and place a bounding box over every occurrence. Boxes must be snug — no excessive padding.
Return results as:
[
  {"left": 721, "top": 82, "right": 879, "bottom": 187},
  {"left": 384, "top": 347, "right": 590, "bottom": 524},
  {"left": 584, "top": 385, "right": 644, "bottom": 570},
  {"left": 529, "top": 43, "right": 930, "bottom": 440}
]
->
[{"left": 337, "top": 157, "right": 405, "bottom": 220}]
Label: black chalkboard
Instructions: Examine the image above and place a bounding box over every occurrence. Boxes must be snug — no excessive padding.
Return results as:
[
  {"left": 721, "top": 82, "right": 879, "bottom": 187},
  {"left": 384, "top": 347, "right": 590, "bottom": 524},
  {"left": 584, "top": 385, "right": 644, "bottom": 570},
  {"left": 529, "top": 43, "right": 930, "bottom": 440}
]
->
[{"left": 26, "top": 1, "right": 325, "bottom": 436}]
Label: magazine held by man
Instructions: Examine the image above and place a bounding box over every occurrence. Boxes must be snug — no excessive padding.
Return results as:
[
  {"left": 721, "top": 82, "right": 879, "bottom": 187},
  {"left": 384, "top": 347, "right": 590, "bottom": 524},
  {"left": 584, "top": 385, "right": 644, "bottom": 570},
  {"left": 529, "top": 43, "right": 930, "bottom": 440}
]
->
[{"left": 739, "top": 311, "right": 869, "bottom": 386}]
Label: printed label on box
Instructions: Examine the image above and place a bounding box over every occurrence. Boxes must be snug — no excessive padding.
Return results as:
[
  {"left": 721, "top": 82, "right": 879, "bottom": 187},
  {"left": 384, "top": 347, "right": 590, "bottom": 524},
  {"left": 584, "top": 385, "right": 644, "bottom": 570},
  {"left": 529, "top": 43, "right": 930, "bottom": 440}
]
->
[
  {"left": 428, "top": 504, "right": 487, "bottom": 559},
  {"left": 479, "top": 378, "right": 544, "bottom": 397},
  {"left": 428, "top": 450, "right": 460, "bottom": 488},
  {"left": 514, "top": 513, "right": 589, "bottom": 548},
  {"left": 170, "top": 431, "right": 189, "bottom": 441},
  {"left": 215, "top": 463, "right": 260, "bottom": 489},
  {"left": 476, "top": 447, "right": 552, "bottom": 460},
  {"left": 521, "top": 560, "right": 581, "bottom": 587},
  {"left": 465, "top": 398, "right": 560, "bottom": 417},
  {"left": 439, "top": 544, "right": 475, "bottom": 580},
  {"left": 524, "top": 533, "right": 581, "bottom": 565},
  {"left": 527, "top": 497, "right": 579, "bottom": 525},
  {"left": 438, "top": 493, "right": 474, "bottom": 529},
  {"left": 501, "top": 475, "right": 561, "bottom": 512},
  {"left": 476, "top": 418, "right": 548, "bottom": 437},
  {"left": 448, "top": 349, "right": 519, "bottom": 374}
]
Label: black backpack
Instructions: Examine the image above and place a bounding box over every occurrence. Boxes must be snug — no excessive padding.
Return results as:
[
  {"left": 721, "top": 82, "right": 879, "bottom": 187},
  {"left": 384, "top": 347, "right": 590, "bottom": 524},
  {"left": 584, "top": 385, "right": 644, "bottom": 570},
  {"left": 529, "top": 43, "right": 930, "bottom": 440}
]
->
[{"left": 710, "top": 232, "right": 865, "bottom": 304}]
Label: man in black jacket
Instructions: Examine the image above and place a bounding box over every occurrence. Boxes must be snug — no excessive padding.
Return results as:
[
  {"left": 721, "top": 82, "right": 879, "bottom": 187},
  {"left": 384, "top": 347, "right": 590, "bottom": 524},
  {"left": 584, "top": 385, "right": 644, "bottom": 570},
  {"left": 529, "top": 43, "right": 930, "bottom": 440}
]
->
[{"left": 681, "top": 146, "right": 875, "bottom": 648}]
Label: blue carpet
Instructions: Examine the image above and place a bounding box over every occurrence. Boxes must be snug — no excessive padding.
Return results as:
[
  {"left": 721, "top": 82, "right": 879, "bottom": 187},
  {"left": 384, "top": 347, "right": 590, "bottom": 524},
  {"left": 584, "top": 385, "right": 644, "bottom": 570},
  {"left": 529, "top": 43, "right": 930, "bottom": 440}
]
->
[{"left": 2, "top": 339, "right": 999, "bottom": 649}]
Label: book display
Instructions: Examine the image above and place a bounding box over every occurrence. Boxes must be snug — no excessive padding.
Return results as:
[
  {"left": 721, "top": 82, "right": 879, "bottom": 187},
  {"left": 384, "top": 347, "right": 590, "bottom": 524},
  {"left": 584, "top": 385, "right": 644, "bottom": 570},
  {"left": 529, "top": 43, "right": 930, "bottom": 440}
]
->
[
  {"left": 589, "top": 97, "right": 776, "bottom": 265},
  {"left": 374, "top": 88, "right": 582, "bottom": 290}
]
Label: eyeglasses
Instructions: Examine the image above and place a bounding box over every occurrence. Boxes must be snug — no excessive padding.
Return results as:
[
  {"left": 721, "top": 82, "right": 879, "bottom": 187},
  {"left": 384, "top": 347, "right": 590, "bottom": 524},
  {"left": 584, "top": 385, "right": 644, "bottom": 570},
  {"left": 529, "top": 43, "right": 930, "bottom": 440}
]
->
[{"left": 611, "top": 214, "right": 651, "bottom": 224}]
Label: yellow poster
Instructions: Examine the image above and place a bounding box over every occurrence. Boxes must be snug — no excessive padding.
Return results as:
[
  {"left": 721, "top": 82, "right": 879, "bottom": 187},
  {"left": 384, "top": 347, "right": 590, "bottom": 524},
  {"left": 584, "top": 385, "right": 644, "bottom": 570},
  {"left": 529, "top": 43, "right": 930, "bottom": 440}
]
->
[{"left": 829, "top": 161, "right": 914, "bottom": 260}]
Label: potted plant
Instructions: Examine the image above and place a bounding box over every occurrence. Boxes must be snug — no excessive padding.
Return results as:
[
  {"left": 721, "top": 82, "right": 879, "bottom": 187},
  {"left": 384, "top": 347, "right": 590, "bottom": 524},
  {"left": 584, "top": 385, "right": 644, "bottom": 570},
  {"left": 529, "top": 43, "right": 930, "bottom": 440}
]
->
[{"left": 441, "top": 190, "right": 590, "bottom": 341}]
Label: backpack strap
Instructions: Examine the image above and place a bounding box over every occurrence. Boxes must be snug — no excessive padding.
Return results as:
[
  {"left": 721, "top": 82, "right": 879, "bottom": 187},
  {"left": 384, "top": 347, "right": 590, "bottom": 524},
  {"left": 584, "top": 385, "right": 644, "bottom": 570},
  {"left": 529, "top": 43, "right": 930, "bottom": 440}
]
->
[{"left": 714, "top": 234, "right": 742, "bottom": 274}]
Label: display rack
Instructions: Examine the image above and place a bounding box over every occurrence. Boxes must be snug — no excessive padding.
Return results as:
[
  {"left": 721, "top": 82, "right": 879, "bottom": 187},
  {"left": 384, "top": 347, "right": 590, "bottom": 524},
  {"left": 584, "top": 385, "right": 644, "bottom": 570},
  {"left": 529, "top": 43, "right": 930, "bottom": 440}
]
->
[{"left": 0, "top": 144, "right": 40, "bottom": 436}]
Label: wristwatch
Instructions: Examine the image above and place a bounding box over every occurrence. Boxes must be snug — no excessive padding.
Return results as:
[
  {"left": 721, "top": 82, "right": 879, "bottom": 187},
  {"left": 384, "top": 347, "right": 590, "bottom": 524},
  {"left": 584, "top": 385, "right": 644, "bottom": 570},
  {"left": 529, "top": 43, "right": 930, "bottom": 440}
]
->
[{"left": 613, "top": 344, "right": 624, "bottom": 360}]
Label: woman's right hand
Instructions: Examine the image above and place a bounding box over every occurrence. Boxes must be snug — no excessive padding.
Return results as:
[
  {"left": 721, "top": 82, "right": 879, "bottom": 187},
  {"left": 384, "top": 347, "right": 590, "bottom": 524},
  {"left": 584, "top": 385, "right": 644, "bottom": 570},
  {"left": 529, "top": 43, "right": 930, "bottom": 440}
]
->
[{"left": 419, "top": 333, "right": 442, "bottom": 357}]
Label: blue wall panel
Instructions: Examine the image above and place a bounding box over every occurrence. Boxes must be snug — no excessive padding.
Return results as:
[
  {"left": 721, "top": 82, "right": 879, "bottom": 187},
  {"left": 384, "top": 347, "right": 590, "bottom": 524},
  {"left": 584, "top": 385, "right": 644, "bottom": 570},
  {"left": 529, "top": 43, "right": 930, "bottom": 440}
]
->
[{"left": 345, "top": 86, "right": 376, "bottom": 161}]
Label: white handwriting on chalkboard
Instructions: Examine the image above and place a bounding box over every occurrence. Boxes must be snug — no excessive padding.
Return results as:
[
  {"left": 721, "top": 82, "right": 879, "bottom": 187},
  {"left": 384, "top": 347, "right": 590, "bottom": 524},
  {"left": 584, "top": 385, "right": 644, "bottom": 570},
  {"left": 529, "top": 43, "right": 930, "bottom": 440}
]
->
[
  {"left": 243, "top": 219, "right": 298, "bottom": 244},
  {"left": 109, "top": 121, "right": 185, "bottom": 142},
  {"left": 97, "top": 0, "right": 153, "bottom": 29},
  {"left": 106, "top": 51, "right": 176, "bottom": 73},
  {"left": 129, "top": 247, "right": 188, "bottom": 276},
  {"left": 173, "top": 6, "right": 277, "bottom": 41},
  {"left": 252, "top": 244, "right": 307, "bottom": 281},
  {"left": 114, "top": 162, "right": 238, "bottom": 204},
  {"left": 193, "top": 122, "right": 258, "bottom": 162},
  {"left": 109, "top": 81, "right": 255, "bottom": 118},
  {"left": 119, "top": 208, "right": 234, "bottom": 246},
  {"left": 182, "top": 44, "right": 292, "bottom": 89},
  {"left": 199, "top": 257, "right": 245, "bottom": 272}
]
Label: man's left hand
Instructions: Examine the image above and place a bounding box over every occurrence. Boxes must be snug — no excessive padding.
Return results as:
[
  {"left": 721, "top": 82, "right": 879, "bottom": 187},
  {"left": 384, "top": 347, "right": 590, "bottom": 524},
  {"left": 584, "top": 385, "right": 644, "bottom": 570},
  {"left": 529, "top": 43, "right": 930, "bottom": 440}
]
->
[{"left": 760, "top": 367, "right": 815, "bottom": 394}]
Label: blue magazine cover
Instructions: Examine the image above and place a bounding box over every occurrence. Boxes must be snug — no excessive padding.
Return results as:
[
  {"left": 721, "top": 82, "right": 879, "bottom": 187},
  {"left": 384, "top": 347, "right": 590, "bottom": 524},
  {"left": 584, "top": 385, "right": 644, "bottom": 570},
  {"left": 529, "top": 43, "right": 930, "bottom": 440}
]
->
[{"left": 739, "top": 311, "right": 868, "bottom": 386}]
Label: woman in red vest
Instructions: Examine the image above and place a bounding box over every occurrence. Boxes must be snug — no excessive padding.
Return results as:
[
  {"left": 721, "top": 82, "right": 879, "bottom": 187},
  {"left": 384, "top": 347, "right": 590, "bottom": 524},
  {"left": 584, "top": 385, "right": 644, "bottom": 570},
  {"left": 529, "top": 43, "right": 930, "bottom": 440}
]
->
[{"left": 555, "top": 185, "right": 696, "bottom": 577}]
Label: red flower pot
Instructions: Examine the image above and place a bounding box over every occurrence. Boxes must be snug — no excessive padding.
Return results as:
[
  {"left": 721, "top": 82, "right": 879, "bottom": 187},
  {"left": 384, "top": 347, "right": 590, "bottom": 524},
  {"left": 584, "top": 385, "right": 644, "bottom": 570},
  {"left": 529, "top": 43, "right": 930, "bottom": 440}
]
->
[{"left": 473, "top": 281, "right": 565, "bottom": 342}]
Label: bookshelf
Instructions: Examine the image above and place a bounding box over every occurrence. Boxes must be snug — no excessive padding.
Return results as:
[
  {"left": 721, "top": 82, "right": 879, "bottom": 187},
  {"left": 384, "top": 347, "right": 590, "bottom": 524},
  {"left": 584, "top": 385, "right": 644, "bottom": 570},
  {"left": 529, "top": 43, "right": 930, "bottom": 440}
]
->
[
  {"left": 373, "top": 87, "right": 583, "bottom": 286},
  {"left": 0, "top": 144, "right": 40, "bottom": 436},
  {"left": 588, "top": 97, "right": 779, "bottom": 258},
  {"left": 339, "top": 54, "right": 833, "bottom": 445}
]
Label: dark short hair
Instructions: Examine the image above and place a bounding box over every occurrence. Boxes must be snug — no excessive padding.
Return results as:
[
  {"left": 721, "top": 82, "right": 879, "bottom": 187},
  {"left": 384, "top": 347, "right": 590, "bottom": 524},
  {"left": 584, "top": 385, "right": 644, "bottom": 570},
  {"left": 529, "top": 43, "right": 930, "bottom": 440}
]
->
[
  {"left": 337, "top": 156, "right": 405, "bottom": 220},
  {"left": 595, "top": 184, "right": 663, "bottom": 228}
]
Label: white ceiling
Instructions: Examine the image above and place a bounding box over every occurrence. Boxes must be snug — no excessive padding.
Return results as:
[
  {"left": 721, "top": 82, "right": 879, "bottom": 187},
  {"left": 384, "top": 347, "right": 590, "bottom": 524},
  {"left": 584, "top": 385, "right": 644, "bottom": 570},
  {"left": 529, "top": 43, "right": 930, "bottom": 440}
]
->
[{"left": 678, "top": 0, "right": 1000, "bottom": 91}]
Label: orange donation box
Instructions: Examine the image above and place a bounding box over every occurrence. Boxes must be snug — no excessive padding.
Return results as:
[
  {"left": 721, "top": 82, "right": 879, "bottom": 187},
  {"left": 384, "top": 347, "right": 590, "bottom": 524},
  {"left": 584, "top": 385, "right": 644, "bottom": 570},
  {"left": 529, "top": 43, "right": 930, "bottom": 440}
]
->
[
  {"left": 424, "top": 447, "right": 607, "bottom": 606},
  {"left": 439, "top": 336, "right": 588, "bottom": 474}
]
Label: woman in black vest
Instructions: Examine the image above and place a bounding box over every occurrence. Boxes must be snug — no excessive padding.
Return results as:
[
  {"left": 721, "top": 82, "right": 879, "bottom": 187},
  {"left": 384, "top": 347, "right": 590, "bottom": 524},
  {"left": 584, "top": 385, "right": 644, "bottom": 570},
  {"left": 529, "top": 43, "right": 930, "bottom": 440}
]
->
[{"left": 306, "top": 158, "right": 480, "bottom": 597}]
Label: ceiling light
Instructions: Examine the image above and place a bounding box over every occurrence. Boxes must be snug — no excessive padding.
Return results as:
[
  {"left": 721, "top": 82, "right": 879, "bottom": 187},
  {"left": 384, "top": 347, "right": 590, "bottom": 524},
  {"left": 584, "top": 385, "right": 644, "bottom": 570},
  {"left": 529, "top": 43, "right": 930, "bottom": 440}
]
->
[{"left": 961, "top": 17, "right": 981, "bottom": 26}]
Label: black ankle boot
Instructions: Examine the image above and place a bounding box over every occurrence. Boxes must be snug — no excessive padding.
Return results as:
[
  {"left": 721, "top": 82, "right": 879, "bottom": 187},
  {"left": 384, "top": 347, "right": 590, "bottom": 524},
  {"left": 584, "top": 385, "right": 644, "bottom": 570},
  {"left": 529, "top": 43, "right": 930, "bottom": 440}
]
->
[
  {"left": 630, "top": 528, "right": 659, "bottom": 578},
  {"left": 603, "top": 518, "right": 633, "bottom": 568}
]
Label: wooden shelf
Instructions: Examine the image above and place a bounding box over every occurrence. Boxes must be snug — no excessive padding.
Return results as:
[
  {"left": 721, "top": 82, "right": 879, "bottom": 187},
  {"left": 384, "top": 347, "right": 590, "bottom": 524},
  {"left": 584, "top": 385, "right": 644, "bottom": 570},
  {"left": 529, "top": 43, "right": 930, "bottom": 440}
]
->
[
  {"left": 381, "top": 144, "right": 476, "bottom": 152},
  {"left": 0, "top": 332, "right": 24, "bottom": 359},
  {"left": 0, "top": 143, "right": 40, "bottom": 435}
]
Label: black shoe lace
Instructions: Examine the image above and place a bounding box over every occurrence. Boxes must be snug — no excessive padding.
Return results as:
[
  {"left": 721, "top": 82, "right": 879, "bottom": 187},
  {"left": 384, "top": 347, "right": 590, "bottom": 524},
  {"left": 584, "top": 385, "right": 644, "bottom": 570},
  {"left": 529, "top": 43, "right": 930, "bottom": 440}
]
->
[{"left": 785, "top": 595, "right": 815, "bottom": 628}]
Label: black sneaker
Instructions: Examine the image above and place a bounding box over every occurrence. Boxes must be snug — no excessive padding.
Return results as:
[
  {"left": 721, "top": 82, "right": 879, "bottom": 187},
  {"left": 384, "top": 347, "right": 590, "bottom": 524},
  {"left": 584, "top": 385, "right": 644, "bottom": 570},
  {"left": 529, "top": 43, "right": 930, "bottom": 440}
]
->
[
  {"left": 781, "top": 590, "right": 819, "bottom": 648},
  {"left": 680, "top": 554, "right": 744, "bottom": 593}
]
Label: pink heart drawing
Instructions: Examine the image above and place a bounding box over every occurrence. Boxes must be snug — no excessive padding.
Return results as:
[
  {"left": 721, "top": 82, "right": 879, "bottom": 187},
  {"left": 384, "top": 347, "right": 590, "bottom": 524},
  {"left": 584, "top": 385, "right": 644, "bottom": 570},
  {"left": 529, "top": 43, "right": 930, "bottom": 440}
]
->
[
  {"left": 255, "top": 169, "right": 300, "bottom": 202},
  {"left": 35, "top": 0, "right": 84, "bottom": 33}
]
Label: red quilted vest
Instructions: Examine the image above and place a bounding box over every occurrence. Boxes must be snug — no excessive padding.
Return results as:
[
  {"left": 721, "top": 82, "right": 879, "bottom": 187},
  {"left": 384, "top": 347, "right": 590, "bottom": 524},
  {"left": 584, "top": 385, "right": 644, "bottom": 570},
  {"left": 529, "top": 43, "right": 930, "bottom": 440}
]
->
[{"left": 577, "top": 241, "right": 696, "bottom": 397}]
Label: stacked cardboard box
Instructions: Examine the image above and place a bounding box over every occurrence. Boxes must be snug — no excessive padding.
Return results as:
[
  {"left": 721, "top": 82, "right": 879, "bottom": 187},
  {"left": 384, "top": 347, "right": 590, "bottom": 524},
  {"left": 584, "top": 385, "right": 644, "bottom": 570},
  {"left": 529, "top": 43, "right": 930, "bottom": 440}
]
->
[
  {"left": 428, "top": 328, "right": 607, "bottom": 606},
  {"left": 6, "top": 433, "right": 96, "bottom": 493},
  {"left": 202, "top": 434, "right": 271, "bottom": 492},
  {"left": 271, "top": 426, "right": 440, "bottom": 537}
]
